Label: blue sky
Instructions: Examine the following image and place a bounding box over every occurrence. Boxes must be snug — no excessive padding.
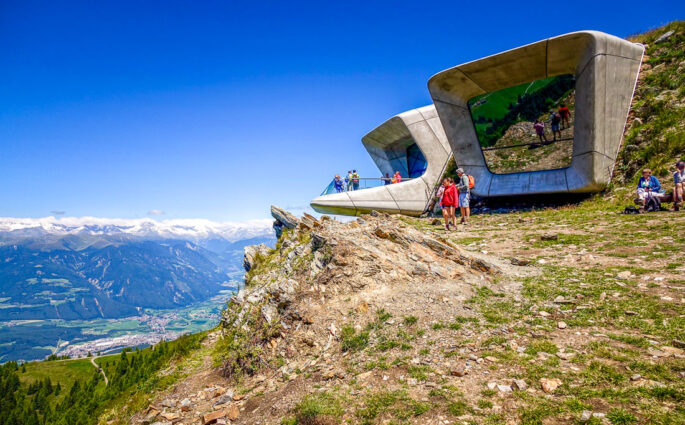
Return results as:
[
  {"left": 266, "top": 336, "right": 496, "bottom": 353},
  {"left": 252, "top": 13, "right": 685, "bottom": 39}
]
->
[{"left": 1, "top": 1, "right": 681, "bottom": 221}]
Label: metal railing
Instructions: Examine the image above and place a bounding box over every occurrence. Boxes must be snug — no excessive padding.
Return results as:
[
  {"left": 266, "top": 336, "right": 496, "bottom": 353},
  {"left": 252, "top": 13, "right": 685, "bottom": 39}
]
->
[{"left": 321, "top": 177, "right": 416, "bottom": 196}]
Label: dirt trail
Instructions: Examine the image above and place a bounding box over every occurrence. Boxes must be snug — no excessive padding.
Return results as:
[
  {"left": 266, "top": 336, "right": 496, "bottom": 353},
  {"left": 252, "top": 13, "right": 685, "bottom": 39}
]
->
[{"left": 91, "top": 357, "right": 108, "bottom": 385}]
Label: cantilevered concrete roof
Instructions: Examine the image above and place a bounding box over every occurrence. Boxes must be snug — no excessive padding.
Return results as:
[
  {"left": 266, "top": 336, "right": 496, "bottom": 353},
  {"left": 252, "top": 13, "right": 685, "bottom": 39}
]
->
[
  {"left": 310, "top": 105, "right": 451, "bottom": 216},
  {"left": 428, "top": 31, "right": 644, "bottom": 197}
]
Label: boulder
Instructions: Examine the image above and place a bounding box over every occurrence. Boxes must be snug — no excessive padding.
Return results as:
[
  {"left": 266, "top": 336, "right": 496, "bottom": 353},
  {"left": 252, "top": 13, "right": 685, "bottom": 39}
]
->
[
  {"left": 540, "top": 378, "right": 562, "bottom": 393},
  {"left": 655, "top": 30, "right": 674, "bottom": 43},
  {"left": 203, "top": 409, "right": 227, "bottom": 424},
  {"left": 271, "top": 205, "right": 299, "bottom": 229}
]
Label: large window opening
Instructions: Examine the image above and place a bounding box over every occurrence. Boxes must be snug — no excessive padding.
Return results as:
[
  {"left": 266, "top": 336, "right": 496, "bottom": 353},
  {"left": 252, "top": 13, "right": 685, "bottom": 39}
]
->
[
  {"left": 468, "top": 74, "right": 576, "bottom": 174},
  {"left": 406, "top": 143, "right": 427, "bottom": 178}
]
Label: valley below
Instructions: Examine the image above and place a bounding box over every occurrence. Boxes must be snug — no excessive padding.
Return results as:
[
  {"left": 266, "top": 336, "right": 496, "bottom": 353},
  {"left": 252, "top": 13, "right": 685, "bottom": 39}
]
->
[{"left": 0, "top": 217, "right": 274, "bottom": 362}]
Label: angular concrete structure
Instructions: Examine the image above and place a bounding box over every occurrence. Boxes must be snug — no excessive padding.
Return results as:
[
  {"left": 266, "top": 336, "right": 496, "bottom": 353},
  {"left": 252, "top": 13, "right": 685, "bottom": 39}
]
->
[
  {"left": 310, "top": 105, "right": 451, "bottom": 216},
  {"left": 428, "top": 31, "right": 644, "bottom": 197}
]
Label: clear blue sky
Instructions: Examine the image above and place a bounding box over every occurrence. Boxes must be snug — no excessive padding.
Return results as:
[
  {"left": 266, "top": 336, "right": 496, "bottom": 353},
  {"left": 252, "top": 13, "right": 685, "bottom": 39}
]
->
[{"left": 1, "top": 1, "right": 681, "bottom": 221}]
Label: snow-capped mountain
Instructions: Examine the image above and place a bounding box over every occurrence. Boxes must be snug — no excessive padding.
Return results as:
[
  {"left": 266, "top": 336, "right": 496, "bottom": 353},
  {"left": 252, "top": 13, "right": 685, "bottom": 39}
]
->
[
  {"left": 0, "top": 216, "right": 276, "bottom": 329},
  {"left": 0, "top": 216, "right": 274, "bottom": 243}
]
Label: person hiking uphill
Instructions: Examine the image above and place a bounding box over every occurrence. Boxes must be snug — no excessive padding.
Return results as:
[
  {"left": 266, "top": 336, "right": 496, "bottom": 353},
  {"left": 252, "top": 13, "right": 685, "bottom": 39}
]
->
[
  {"left": 533, "top": 119, "right": 547, "bottom": 144},
  {"left": 558, "top": 104, "right": 571, "bottom": 129},
  {"left": 456, "top": 168, "right": 471, "bottom": 225},
  {"left": 548, "top": 110, "right": 562, "bottom": 141}
]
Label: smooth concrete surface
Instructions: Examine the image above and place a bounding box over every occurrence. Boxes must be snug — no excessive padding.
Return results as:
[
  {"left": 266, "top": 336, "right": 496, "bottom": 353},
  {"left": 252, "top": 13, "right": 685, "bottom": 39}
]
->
[
  {"left": 311, "top": 105, "right": 451, "bottom": 216},
  {"left": 428, "top": 31, "right": 644, "bottom": 197}
]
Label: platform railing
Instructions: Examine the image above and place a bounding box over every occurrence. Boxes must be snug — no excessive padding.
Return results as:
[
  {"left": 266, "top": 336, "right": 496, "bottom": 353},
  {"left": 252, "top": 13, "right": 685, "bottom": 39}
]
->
[{"left": 321, "top": 177, "right": 416, "bottom": 196}]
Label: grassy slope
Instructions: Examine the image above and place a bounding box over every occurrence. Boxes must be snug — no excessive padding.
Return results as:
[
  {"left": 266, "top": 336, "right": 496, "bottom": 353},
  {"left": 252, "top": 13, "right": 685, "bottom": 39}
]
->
[
  {"left": 20, "top": 358, "right": 96, "bottom": 389},
  {"left": 614, "top": 21, "right": 685, "bottom": 189}
]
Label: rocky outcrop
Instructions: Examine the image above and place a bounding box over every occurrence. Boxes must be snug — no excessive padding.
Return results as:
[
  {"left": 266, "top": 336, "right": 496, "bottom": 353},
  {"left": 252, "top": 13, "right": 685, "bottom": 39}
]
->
[
  {"left": 242, "top": 243, "right": 270, "bottom": 272},
  {"left": 217, "top": 209, "right": 505, "bottom": 382},
  {"left": 271, "top": 205, "right": 299, "bottom": 238}
]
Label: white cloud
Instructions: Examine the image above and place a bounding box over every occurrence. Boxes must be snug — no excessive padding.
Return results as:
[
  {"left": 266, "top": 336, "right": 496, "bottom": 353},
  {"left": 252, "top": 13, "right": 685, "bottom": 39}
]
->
[
  {"left": 147, "top": 209, "right": 165, "bottom": 216},
  {"left": 0, "top": 216, "right": 274, "bottom": 242}
]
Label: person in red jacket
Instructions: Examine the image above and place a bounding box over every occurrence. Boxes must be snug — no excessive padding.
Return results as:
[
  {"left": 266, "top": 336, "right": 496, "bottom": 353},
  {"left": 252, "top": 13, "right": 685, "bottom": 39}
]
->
[
  {"left": 440, "top": 177, "right": 458, "bottom": 230},
  {"left": 558, "top": 104, "right": 571, "bottom": 129}
]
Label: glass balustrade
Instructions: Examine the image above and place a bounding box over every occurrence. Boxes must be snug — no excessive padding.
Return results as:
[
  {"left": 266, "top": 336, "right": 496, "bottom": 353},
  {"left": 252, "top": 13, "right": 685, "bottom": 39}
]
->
[{"left": 320, "top": 177, "right": 415, "bottom": 196}]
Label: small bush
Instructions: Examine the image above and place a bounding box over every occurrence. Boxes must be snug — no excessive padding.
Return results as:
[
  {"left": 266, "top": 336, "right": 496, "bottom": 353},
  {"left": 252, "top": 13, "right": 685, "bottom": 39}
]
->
[
  {"left": 607, "top": 408, "right": 637, "bottom": 425},
  {"left": 294, "top": 392, "right": 344, "bottom": 424},
  {"left": 403, "top": 315, "right": 418, "bottom": 326},
  {"left": 341, "top": 326, "right": 369, "bottom": 352}
]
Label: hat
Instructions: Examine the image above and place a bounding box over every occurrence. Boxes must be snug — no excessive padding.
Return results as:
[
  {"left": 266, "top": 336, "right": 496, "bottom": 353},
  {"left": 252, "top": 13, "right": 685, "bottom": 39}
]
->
[{"left": 456, "top": 168, "right": 464, "bottom": 174}]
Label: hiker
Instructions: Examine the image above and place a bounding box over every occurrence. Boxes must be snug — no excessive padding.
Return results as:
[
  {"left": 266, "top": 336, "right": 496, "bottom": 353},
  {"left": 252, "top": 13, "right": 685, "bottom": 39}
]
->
[
  {"left": 456, "top": 168, "right": 471, "bottom": 225},
  {"left": 548, "top": 110, "right": 562, "bottom": 141},
  {"left": 533, "top": 119, "right": 547, "bottom": 143},
  {"left": 441, "top": 177, "right": 458, "bottom": 230},
  {"left": 392, "top": 171, "right": 402, "bottom": 184},
  {"left": 333, "top": 175, "right": 344, "bottom": 193},
  {"left": 558, "top": 104, "right": 571, "bottom": 129},
  {"left": 636, "top": 169, "right": 662, "bottom": 208},
  {"left": 351, "top": 170, "right": 360, "bottom": 191},
  {"left": 345, "top": 170, "right": 353, "bottom": 191},
  {"left": 674, "top": 160, "right": 685, "bottom": 211},
  {"left": 383, "top": 172, "right": 392, "bottom": 185}
]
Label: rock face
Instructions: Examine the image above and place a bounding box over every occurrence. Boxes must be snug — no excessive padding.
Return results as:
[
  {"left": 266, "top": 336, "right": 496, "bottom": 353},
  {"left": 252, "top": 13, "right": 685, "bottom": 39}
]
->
[
  {"left": 217, "top": 208, "right": 505, "bottom": 386},
  {"left": 243, "top": 243, "right": 270, "bottom": 272}
]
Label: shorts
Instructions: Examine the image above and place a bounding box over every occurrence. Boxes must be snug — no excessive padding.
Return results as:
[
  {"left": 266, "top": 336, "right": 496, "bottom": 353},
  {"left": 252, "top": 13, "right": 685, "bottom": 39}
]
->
[
  {"left": 551, "top": 123, "right": 560, "bottom": 132},
  {"left": 459, "top": 192, "right": 470, "bottom": 208}
]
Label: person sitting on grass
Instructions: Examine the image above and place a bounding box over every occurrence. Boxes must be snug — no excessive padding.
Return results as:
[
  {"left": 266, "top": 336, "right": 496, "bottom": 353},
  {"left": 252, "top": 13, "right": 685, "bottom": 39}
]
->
[
  {"left": 637, "top": 168, "right": 662, "bottom": 208},
  {"left": 674, "top": 160, "right": 685, "bottom": 211}
]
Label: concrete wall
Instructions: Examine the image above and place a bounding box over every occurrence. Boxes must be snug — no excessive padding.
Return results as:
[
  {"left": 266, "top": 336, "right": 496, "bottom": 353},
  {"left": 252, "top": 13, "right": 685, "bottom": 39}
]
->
[
  {"left": 427, "top": 31, "right": 644, "bottom": 197},
  {"left": 310, "top": 105, "right": 451, "bottom": 216}
]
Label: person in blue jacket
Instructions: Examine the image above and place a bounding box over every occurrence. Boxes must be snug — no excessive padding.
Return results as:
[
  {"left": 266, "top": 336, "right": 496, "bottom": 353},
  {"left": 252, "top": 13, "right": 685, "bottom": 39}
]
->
[{"left": 636, "top": 168, "right": 662, "bottom": 207}]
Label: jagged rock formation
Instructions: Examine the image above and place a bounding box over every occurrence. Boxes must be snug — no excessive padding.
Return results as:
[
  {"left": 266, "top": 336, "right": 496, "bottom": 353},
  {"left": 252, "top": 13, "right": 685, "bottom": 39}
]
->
[
  {"left": 206, "top": 209, "right": 517, "bottom": 424},
  {"left": 242, "top": 243, "right": 270, "bottom": 272},
  {"left": 270, "top": 205, "right": 300, "bottom": 238}
]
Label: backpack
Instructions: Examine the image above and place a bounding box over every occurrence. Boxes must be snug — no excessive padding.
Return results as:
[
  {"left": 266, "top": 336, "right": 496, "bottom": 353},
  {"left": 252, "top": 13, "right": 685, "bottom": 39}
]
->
[
  {"left": 467, "top": 175, "right": 475, "bottom": 189},
  {"left": 645, "top": 196, "right": 661, "bottom": 212}
]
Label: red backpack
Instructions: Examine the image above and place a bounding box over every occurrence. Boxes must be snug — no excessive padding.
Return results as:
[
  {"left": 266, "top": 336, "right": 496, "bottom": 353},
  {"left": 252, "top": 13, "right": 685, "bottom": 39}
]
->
[{"left": 467, "top": 175, "right": 475, "bottom": 189}]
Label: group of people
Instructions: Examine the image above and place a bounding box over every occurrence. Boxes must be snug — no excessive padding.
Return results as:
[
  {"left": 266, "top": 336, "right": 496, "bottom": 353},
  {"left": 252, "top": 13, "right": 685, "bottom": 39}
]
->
[
  {"left": 333, "top": 170, "right": 360, "bottom": 192},
  {"left": 533, "top": 104, "right": 571, "bottom": 143},
  {"left": 435, "top": 168, "right": 471, "bottom": 229},
  {"left": 332, "top": 170, "right": 405, "bottom": 193},
  {"left": 382, "top": 171, "right": 402, "bottom": 185},
  {"left": 637, "top": 161, "right": 685, "bottom": 211}
]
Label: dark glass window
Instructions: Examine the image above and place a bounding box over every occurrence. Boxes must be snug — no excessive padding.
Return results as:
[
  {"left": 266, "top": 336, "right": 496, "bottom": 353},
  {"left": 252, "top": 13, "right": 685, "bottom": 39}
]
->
[{"left": 407, "top": 144, "right": 427, "bottom": 178}]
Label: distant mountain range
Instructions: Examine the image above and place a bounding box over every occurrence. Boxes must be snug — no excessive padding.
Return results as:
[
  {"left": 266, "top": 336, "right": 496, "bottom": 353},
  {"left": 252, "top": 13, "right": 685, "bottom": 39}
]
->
[{"left": 0, "top": 217, "right": 275, "bottom": 321}]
